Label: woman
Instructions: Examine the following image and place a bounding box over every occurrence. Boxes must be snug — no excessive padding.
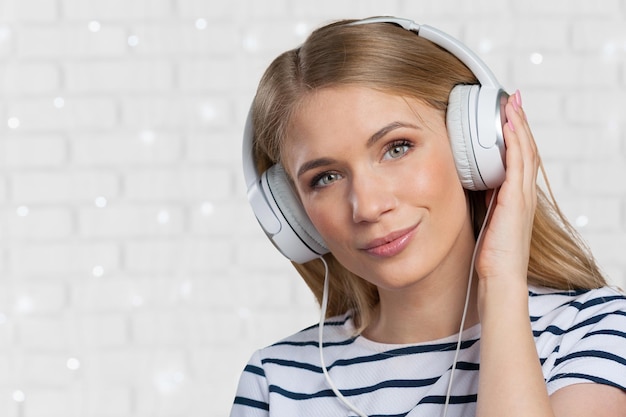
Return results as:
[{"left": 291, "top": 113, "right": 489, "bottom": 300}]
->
[{"left": 232, "top": 17, "right": 626, "bottom": 417}]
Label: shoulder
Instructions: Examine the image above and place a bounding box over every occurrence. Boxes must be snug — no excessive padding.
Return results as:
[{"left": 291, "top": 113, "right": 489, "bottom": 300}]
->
[
  {"left": 230, "top": 312, "right": 357, "bottom": 416},
  {"left": 529, "top": 285, "right": 626, "bottom": 345},
  {"left": 528, "top": 285, "right": 626, "bottom": 395},
  {"left": 257, "top": 311, "right": 357, "bottom": 361},
  {"left": 528, "top": 285, "right": 626, "bottom": 323}
]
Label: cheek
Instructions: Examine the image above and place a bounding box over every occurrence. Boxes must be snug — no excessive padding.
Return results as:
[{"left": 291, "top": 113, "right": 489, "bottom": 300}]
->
[
  {"left": 302, "top": 197, "right": 346, "bottom": 243},
  {"left": 409, "top": 149, "right": 468, "bottom": 218},
  {"left": 302, "top": 195, "right": 361, "bottom": 261},
  {"left": 408, "top": 151, "right": 462, "bottom": 196}
]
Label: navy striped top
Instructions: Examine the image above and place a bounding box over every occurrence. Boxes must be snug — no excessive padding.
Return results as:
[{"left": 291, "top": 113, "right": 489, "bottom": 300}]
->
[{"left": 230, "top": 285, "right": 626, "bottom": 417}]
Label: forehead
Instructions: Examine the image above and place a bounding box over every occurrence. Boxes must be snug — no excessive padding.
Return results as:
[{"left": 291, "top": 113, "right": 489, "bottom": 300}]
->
[
  {"left": 292, "top": 87, "right": 402, "bottom": 135},
  {"left": 282, "top": 86, "right": 443, "bottom": 162}
]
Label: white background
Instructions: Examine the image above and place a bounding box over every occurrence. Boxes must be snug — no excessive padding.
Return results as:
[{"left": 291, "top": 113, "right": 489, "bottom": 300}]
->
[{"left": 0, "top": 0, "right": 625, "bottom": 416}]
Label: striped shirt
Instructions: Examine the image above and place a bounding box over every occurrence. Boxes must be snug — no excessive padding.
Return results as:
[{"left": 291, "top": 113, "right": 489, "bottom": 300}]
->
[{"left": 230, "top": 285, "right": 626, "bottom": 417}]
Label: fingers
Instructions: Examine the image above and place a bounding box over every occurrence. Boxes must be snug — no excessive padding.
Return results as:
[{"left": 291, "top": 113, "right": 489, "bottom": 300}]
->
[
  {"left": 477, "top": 91, "right": 538, "bottom": 282},
  {"left": 504, "top": 91, "right": 539, "bottom": 184},
  {"left": 502, "top": 90, "right": 539, "bottom": 212}
]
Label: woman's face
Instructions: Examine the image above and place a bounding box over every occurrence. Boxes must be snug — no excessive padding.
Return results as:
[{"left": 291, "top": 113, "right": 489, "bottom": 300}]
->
[{"left": 283, "top": 86, "right": 475, "bottom": 291}]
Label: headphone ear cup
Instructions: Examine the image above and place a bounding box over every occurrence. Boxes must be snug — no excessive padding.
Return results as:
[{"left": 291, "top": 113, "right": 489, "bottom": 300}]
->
[
  {"left": 263, "top": 164, "right": 328, "bottom": 261},
  {"left": 446, "top": 84, "right": 483, "bottom": 191}
]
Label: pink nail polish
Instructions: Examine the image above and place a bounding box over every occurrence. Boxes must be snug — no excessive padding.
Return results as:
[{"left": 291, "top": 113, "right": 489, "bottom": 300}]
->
[
  {"left": 515, "top": 89, "right": 522, "bottom": 107},
  {"left": 512, "top": 98, "right": 520, "bottom": 112}
]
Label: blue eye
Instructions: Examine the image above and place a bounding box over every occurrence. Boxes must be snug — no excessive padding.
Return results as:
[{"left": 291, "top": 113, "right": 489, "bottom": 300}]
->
[
  {"left": 383, "top": 140, "right": 412, "bottom": 160},
  {"left": 311, "top": 172, "right": 341, "bottom": 188}
]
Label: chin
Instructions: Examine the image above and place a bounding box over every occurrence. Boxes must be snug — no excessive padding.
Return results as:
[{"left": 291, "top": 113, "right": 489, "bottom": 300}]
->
[{"left": 351, "top": 255, "right": 438, "bottom": 291}]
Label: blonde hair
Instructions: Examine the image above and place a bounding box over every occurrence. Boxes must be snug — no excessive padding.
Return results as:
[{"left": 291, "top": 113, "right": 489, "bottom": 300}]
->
[{"left": 250, "top": 19, "right": 606, "bottom": 333}]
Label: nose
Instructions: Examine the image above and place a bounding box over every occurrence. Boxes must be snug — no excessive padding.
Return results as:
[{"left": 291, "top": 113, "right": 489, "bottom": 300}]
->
[{"left": 350, "top": 172, "right": 397, "bottom": 223}]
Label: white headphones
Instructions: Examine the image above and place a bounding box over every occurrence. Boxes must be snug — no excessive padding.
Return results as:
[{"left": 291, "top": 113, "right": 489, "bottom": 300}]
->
[{"left": 242, "top": 16, "right": 508, "bottom": 264}]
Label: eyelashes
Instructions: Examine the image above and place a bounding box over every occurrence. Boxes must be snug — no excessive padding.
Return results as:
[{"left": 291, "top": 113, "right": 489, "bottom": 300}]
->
[
  {"left": 309, "top": 172, "right": 342, "bottom": 188},
  {"left": 383, "top": 139, "right": 413, "bottom": 160},
  {"left": 307, "top": 139, "right": 415, "bottom": 190}
]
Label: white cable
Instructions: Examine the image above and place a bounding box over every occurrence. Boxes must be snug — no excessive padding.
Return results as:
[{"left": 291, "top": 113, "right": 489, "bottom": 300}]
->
[
  {"left": 318, "top": 256, "right": 369, "bottom": 417},
  {"left": 318, "top": 189, "right": 498, "bottom": 417},
  {"left": 442, "top": 189, "right": 498, "bottom": 417}
]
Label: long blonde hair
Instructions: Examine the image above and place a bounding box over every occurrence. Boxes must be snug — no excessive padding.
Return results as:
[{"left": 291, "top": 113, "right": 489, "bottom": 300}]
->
[{"left": 250, "top": 19, "right": 606, "bottom": 333}]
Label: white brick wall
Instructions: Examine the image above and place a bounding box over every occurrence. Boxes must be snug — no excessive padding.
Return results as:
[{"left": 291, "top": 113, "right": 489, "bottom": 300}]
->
[{"left": 0, "top": 1, "right": 625, "bottom": 416}]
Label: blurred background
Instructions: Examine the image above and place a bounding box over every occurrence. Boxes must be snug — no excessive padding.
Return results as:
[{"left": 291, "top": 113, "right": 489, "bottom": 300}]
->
[{"left": 0, "top": 0, "right": 625, "bottom": 416}]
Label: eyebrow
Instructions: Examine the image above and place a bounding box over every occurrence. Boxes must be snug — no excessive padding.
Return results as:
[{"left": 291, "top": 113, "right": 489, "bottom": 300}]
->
[
  {"left": 296, "top": 121, "right": 421, "bottom": 179},
  {"left": 367, "top": 121, "right": 420, "bottom": 147},
  {"left": 296, "top": 157, "right": 337, "bottom": 179}
]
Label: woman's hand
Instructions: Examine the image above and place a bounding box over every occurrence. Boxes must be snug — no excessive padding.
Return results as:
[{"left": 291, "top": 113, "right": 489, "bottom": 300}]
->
[
  {"left": 474, "top": 91, "right": 555, "bottom": 417},
  {"left": 475, "top": 89, "right": 540, "bottom": 288}
]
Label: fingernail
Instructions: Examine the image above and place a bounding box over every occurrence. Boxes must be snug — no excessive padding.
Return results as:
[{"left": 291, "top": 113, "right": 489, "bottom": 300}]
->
[
  {"left": 512, "top": 97, "right": 520, "bottom": 112},
  {"left": 515, "top": 89, "right": 522, "bottom": 107}
]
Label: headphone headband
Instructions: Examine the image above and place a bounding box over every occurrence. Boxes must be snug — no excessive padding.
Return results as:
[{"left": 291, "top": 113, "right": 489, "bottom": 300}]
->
[{"left": 350, "top": 17, "right": 500, "bottom": 89}]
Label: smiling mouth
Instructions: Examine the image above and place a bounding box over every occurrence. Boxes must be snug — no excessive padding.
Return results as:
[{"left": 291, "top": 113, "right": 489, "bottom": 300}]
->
[{"left": 362, "top": 225, "right": 418, "bottom": 258}]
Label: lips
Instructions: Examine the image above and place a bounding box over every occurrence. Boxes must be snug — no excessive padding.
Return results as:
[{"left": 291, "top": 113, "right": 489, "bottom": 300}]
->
[{"left": 361, "top": 224, "right": 418, "bottom": 257}]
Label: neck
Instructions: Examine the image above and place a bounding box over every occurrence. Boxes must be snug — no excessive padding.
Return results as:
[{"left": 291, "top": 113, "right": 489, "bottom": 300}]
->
[{"left": 366, "top": 274, "right": 479, "bottom": 344}]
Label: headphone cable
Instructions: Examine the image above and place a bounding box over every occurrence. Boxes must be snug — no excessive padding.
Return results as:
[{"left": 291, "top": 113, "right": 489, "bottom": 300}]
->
[
  {"left": 319, "top": 256, "right": 369, "bottom": 417},
  {"left": 442, "top": 189, "right": 497, "bottom": 416},
  {"left": 318, "top": 188, "right": 498, "bottom": 417}
]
